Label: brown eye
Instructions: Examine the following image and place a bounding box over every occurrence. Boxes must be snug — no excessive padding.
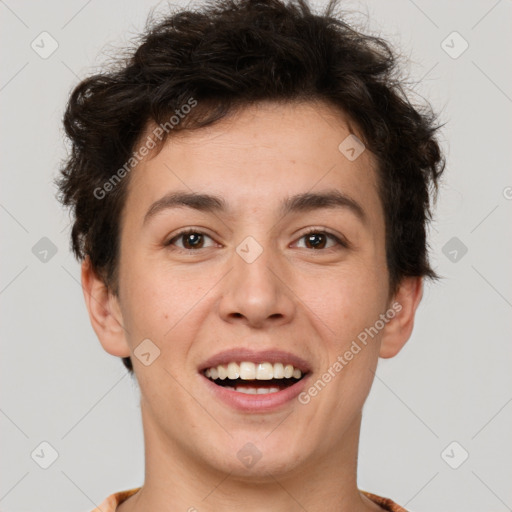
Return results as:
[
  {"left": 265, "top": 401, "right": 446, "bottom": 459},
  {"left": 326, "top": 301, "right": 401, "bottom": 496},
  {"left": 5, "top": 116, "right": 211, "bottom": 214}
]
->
[
  {"left": 295, "top": 230, "right": 345, "bottom": 250},
  {"left": 167, "top": 230, "right": 216, "bottom": 250},
  {"left": 304, "top": 232, "right": 328, "bottom": 249},
  {"left": 181, "top": 232, "right": 204, "bottom": 249}
]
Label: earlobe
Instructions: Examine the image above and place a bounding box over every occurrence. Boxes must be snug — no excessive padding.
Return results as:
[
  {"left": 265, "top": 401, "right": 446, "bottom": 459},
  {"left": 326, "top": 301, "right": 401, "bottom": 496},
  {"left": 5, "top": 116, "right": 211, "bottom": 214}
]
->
[
  {"left": 379, "top": 277, "right": 424, "bottom": 359},
  {"left": 81, "top": 258, "right": 131, "bottom": 358}
]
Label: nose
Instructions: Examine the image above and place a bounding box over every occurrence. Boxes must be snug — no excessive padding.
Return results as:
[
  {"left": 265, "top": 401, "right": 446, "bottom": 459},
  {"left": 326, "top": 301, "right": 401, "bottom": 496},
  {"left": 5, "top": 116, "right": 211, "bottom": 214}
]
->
[{"left": 218, "top": 243, "right": 296, "bottom": 329}]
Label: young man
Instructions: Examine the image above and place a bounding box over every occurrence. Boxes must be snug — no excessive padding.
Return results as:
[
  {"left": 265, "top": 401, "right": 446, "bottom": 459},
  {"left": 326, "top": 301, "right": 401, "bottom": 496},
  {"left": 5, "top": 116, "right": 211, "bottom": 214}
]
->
[{"left": 57, "top": 1, "right": 445, "bottom": 510}]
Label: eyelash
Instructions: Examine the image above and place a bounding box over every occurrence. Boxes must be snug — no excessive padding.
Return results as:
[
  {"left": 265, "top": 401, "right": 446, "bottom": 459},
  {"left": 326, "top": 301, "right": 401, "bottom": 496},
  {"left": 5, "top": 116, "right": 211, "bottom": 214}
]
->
[{"left": 165, "top": 227, "right": 348, "bottom": 252}]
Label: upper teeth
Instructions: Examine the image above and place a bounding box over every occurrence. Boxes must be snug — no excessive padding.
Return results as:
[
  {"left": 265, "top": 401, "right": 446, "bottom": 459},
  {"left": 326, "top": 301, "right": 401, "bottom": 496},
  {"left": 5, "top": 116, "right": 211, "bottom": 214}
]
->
[{"left": 205, "top": 362, "right": 303, "bottom": 380}]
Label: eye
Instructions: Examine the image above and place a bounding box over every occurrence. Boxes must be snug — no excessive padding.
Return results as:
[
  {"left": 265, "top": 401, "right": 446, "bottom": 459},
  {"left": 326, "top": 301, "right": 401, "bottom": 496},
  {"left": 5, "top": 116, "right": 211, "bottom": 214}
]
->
[
  {"left": 165, "top": 228, "right": 347, "bottom": 252},
  {"left": 166, "top": 229, "right": 217, "bottom": 250},
  {"left": 294, "top": 229, "right": 347, "bottom": 250}
]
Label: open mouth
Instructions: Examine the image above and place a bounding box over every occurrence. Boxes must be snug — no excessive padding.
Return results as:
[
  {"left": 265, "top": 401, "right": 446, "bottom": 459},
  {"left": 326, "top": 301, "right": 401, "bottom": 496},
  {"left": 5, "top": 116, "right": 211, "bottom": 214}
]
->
[{"left": 203, "top": 362, "right": 306, "bottom": 395}]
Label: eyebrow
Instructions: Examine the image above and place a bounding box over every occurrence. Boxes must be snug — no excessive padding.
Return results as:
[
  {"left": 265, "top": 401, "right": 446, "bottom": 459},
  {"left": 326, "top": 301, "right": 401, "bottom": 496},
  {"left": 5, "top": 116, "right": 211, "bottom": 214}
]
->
[{"left": 143, "top": 189, "right": 367, "bottom": 225}]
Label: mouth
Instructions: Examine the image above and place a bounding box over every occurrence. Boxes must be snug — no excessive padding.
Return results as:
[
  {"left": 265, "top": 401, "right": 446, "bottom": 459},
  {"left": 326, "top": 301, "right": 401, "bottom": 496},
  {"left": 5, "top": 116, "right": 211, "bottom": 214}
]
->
[
  {"left": 203, "top": 361, "right": 306, "bottom": 395},
  {"left": 199, "top": 349, "right": 311, "bottom": 411}
]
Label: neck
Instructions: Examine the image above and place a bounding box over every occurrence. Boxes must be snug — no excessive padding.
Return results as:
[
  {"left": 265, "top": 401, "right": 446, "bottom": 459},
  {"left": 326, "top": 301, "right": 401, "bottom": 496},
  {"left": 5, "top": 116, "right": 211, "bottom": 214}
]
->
[{"left": 117, "top": 405, "right": 379, "bottom": 512}]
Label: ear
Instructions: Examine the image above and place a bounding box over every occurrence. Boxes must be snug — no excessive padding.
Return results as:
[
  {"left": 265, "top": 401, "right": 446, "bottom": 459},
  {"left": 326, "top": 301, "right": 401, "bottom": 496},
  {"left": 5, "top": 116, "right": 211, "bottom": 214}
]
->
[
  {"left": 379, "top": 277, "right": 423, "bottom": 359},
  {"left": 81, "top": 257, "right": 131, "bottom": 358}
]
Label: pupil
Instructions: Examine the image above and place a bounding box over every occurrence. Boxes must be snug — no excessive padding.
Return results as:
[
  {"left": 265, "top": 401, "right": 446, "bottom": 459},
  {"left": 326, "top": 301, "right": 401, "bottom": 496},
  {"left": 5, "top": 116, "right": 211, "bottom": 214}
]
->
[
  {"left": 185, "top": 233, "right": 202, "bottom": 248},
  {"left": 307, "top": 233, "right": 325, "bottom": 249}
]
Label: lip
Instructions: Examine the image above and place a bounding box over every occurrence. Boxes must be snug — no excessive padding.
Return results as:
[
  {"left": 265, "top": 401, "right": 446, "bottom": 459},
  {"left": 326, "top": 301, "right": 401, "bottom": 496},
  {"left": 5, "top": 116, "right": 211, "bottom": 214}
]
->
[
  {"left": 198, "top": 348, "right": 311, "bottom": 413},
  {"left": 200, "top": 371, "right": 310, "bottom": 413},
  {"left": 198, "top": 348, "right": 311, "bottom": 373}
]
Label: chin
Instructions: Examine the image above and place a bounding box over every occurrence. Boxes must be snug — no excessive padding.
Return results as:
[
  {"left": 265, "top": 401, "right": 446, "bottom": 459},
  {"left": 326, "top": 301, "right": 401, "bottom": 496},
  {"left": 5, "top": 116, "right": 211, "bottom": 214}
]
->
[{"left": 202, "top": 432, "right": 311, "bottom": 480}]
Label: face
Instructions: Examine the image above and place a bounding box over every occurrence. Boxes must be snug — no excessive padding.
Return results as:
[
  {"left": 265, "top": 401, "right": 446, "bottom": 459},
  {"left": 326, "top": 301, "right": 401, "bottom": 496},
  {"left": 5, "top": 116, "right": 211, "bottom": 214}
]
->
[{"left": 85, "top": 100, "right": 419, "bottom": 480}]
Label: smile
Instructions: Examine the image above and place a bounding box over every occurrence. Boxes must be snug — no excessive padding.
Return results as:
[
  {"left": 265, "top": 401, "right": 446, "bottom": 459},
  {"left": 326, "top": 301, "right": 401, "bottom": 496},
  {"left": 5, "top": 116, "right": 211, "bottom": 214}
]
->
[
  {"left": 204, "top": 362, "right": 304, "bottom": 395},
  {"left": 199, "top": 349, "right": 311, "bottom": 411}
]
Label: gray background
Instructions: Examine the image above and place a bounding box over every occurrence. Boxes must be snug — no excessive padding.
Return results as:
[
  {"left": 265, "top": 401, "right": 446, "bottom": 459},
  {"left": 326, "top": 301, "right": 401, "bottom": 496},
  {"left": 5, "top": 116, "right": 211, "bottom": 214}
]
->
[{"left": 1, "top": 1, "right": 511, "bottom": 511}]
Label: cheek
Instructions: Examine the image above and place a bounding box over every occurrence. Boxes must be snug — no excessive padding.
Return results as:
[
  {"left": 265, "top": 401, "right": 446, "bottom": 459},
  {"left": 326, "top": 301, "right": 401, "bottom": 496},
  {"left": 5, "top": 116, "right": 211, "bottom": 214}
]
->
[
  {"left": 117, "top": 253, "right": 169, "bottom": 339},
  {"left": 118, "top": 256, "right": 217, "bottom": 343},
  {"left": 296, "top": 265, "right": 387, "bottom": 343},
  {"left": 303, "top": 273, "right": 385, "bottom": 409}
]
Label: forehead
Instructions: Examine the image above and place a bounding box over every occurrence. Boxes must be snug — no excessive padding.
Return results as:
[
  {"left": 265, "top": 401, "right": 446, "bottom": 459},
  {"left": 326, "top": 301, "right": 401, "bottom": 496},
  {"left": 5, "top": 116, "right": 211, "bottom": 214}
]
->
[{"left": 123, "top": 101, "right": 383, "bottom": 226}]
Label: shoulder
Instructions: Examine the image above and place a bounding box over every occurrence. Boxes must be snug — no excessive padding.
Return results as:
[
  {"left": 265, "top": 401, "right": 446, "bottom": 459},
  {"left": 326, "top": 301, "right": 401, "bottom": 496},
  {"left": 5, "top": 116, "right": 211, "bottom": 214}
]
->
[
  {"left": 361, "top": 490, "right": 409, "bottom": 512},
  {"left": 88, "top": 487, "right": 141, "bottom": 512},
  {"left": 87, "top": 487, "right": 406, "bottom": 512}
]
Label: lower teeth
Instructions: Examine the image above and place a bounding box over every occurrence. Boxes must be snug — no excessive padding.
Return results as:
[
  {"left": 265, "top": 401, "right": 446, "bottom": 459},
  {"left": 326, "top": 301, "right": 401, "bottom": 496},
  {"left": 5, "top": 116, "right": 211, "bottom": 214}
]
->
[{"left": 224, "top": 386, "right": 281, "bottom": 395}]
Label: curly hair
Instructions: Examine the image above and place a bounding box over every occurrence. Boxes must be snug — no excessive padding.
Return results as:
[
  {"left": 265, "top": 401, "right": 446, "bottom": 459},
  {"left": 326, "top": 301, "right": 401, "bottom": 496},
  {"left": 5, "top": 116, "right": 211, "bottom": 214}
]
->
[{"left": 56, "top": 0, "right": 445, "bottom": 374}]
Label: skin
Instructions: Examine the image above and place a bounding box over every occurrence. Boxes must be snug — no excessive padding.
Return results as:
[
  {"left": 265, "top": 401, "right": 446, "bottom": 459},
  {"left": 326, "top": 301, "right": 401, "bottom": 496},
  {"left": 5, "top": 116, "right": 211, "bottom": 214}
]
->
[{"left": 82, "top": 100, "right": 422, "bottom": 512}]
